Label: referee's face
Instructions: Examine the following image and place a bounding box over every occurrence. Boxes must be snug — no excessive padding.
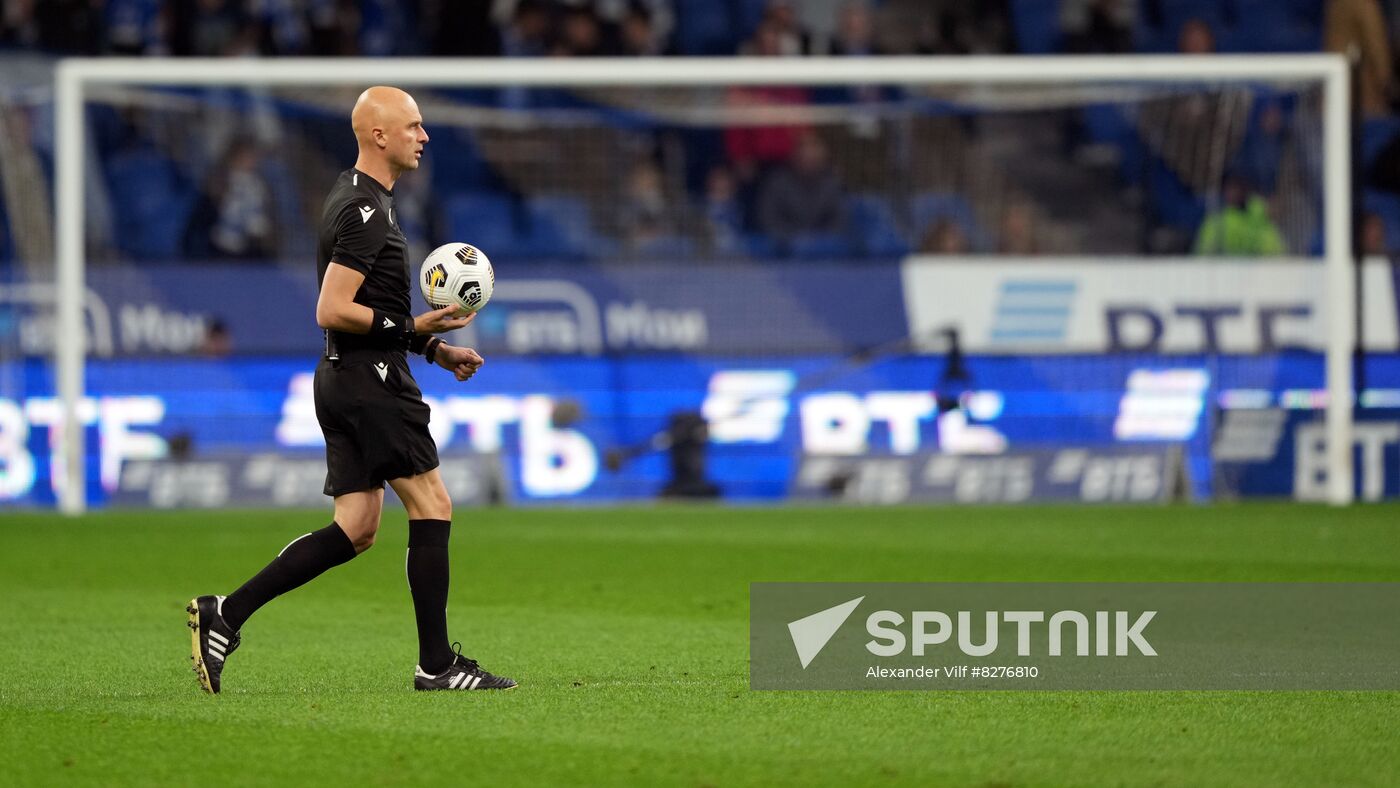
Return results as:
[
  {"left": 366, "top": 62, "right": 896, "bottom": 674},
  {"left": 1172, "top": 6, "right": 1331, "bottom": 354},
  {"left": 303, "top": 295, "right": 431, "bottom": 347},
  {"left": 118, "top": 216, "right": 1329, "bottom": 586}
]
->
[{"left": 386, "top": 94, "right": 429, "bottom": 173}]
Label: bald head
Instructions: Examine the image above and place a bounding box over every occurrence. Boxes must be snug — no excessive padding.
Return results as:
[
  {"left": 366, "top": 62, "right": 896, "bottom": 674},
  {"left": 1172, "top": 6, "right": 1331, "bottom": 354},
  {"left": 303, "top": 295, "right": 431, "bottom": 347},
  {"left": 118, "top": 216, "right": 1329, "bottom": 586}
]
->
[{"left": 351, "top": 86, "right": 428, "bottom": 181}]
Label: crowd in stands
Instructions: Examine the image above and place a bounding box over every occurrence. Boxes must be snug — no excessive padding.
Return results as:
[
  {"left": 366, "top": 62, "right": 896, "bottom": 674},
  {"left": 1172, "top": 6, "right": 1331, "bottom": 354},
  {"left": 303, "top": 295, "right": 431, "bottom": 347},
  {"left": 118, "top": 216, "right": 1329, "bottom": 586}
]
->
[
  {"left": 0, "top": 0, "right": 1011, "bottom": 59},
  {"left": 4, "top": 0, "right": 1400, "bottom": 264}
]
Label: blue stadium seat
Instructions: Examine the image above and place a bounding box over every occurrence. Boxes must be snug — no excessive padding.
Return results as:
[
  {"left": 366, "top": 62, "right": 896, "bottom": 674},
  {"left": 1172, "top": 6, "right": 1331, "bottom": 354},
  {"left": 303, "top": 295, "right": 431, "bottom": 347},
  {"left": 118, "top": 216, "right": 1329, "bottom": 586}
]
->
[
  {"left": 430, "top": 127, "right": 495, "bottom": 191},
  {"left": 1009, "top": 0, "right": 1062, "bottom": 53},
  {"left": 788, "top": 231, "right": 853, "bottom": 259},
  {"left": 910, "top": 192, "right": 981, "bottom": 247},
  {"left": 445, "top": 192, "right": 521, "bottom": 256},
  {"left": 673, "top": 0, "right": 737, "bottom": 55},
  {"left": 1080, "top": 104, "right": 1146, "bottom": 185},
  {"left": 631, "top": 234, "right": 697, "bottom": 260},
  {"left": 524, "top": 195, "right": 617, "bottom": 260},
  {"left": 1135, "top": 0, "right": 1226, "bottom": 53},
  {"left": 742, "top": 232, "right": 780, "bottom": 258},
  {"left": 732, "top": 0, "right": 769, "bottom": 44},
  {"left": 1363, "top": 118, "right": 1400, "bottom": 168},
  {"left": 1217, "top": 0, "right": 1321, "bottom": 52},
  {"left": 846, "top": 194, "right": 909, "bottom": 257},
  {"left": 104, "top": 148, "right": 195, "bottom": 261},
  {"left": 1146, "top": 159, "right": 1204, "bottom": 234},
  {"left": 261, "top": 159, "right": 307, "bottom": 251}
]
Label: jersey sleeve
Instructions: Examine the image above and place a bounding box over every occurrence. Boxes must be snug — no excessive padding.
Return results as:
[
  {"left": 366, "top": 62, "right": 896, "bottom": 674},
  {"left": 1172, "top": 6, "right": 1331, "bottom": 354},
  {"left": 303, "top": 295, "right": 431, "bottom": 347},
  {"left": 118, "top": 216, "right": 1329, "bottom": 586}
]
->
[{"left": 329, "top": 199, "right": 388, "bottom": 275}]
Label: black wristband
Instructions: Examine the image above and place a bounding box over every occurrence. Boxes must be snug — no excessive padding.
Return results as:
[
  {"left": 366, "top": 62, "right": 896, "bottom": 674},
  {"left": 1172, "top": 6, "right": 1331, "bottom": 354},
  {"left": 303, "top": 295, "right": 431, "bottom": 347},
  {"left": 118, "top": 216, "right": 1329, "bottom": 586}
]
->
[
  {"left": 369, "top": 310, "right": 414, "bottom": 347},
  {"left": 408, "top": 333, "right": 431, "bottom": 354},
  {"left": 424, "top": 337, "right": 444, "bottom": 363}
]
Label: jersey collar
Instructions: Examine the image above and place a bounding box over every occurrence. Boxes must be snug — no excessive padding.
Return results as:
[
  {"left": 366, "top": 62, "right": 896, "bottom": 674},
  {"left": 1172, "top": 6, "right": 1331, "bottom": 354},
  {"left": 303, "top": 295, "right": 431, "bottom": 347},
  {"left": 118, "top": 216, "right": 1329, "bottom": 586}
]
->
[{"left": 352, "top": 168, "right": 395, "bottom": 197}]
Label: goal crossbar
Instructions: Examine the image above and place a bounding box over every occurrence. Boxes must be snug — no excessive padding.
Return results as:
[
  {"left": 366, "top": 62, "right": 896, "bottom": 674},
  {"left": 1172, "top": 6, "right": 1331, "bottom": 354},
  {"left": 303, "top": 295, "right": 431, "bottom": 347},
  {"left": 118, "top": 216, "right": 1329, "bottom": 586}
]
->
[{"left": 52, "top": 55, "right": 1355, "bottom": 512}]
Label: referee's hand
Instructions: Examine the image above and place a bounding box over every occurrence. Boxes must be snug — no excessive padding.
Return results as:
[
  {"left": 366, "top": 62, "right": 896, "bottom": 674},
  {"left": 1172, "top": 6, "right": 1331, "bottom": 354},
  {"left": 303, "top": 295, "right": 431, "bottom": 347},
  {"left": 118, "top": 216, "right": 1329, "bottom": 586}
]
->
[
  {"left": 435, "top": 344, "right": 485, "bottom": 382},
  {"left": 414, "top": 305, "right": 477, "bottom": 334}
]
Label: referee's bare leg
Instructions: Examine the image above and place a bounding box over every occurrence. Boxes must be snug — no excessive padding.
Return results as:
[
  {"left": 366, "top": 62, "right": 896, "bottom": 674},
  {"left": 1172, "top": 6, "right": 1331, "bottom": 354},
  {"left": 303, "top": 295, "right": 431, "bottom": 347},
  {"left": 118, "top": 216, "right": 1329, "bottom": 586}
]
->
[{"left": 388, "top": 468, "right": 456, "bottom": 674}]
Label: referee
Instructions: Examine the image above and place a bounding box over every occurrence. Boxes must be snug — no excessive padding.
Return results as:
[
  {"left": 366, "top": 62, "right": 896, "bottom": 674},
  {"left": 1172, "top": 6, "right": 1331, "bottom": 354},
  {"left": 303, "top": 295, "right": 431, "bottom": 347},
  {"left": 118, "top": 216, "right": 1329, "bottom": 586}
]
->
[{"left": 186, "top": 86, "right": 516, "bottom": 693}]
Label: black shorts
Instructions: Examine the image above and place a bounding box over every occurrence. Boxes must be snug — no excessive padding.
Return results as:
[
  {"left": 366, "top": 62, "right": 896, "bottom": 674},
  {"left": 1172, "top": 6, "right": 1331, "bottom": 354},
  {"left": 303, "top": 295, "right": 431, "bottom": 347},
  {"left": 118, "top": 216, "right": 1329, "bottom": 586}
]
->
[{"left": 314, "top": 351, "right": 439, "bottom": 497}]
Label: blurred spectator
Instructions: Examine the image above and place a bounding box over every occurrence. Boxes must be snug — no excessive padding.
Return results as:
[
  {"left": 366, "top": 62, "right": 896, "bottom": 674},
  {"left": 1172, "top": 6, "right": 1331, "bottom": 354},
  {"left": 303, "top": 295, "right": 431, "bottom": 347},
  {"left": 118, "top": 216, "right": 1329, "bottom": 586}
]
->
[
  {"left": 104, "top": 0, "right": 167, "bottom": 55},
  {"left": 826, "top": 1, "right": 886, "bottom": 107},
  {"left": 170, "top": 0, "right": 258, "bottom": 57},
  {"left": 760, "top": 0, "right": 813, "bottom": 56},
  {"left": 0, "top": 0, "right": 39, "bottom": 49},
  {"left": 552, "top": 6, "right": 604, "bottom": 57},
  {"left": 1362, "top": 212, "right": 1389, "bottom": 255},
  {"left": 500, "top": 0, "right": 550, "bottom": 57},
  {"left": 1193, "top": 174, "right": 1285, "bottom": 256},
  {"left": 1061, "top": 0, "right": 1134, "bottom": 54},
  {"left": 1233, "top": 100, "right": 1287, "bottom": 195},
  {"left": 757, "top": 132, "right": 844, "bottom": 241},
  {"left": 919, "top": 218, "right": 971, "bottom": 254},
  {"left": 249, "top": 0, "right": 310, "bottom": 56},
  {"left": 617, "top": 160, "right": 674, "bottom": 248},
  {"left": 701, "top": 164, "right": 744, "bottom": 254},
  {"left": 595, "top": 0, "right": 674, "bottom": 50},
  {"left": 876, "top": 0, "right": 1012, "bottom": 56},
  {"left": 200, "top": 318, "right": 232, "bottom": 357},
  {"left": 1177, "top": 17, "right": 1215, "bottom": 55},
  {"left": 828, "top": 1, "right": 879, "bottom": 56},
  {"left": 307, "top": 0, "right": 360, "bottom": 56},
  {"left": 357, "top": 0, "right": 415, "bottom": 56},
  {"left": 1137, "top": 17, "right": 1250, "bottom": 203},
  {"left": 1325, "top": 0, "right": 1395, "bottom": 116},
  {"left": 422, "top": 0, "right": 500, "bottom": 56},
  {"left": 185, "top": 139, "right": 276, "bottom": 260},
  {"left": 998, "top": 200, "right": 1039, "bottom": 255},
  {"left": 2, "top": 0, "right": 101, "bottom": 53},
  {"left": 725, "top": 21, "right": 812, "bottom": 187},
  {"left": 617, "top": 5, "right": 663, "bottom": 56}
]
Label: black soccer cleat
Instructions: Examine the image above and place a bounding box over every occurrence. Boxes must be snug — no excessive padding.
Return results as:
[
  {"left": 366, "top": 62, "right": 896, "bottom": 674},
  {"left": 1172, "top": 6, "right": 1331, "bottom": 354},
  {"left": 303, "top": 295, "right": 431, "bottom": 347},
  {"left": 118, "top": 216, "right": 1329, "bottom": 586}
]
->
[
  {"left": 414, "top": 643, "right": 517, "bottom": 691},
  {"left": 186, "top": 595, "right": 240, "bottom": 694}
]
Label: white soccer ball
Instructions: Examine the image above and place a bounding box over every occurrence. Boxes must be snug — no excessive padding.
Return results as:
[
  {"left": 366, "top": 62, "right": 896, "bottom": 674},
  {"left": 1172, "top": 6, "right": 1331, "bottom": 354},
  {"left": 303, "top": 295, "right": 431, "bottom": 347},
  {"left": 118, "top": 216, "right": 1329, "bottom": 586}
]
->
[{"left": 419, "top": 242, "right": 495, "bottom": 315}]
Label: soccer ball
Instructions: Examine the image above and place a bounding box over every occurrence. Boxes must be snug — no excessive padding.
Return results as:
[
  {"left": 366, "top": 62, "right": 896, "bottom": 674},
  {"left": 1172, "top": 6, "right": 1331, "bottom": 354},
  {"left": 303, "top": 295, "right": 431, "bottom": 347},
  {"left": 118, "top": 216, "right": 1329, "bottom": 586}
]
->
[{"left": 419, "top": 242, "right": 495, "bottom": 315}]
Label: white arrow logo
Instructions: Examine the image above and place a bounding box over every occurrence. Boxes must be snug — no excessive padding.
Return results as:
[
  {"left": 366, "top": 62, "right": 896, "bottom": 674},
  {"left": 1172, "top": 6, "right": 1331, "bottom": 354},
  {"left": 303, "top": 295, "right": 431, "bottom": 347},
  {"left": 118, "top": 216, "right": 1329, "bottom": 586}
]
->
[
  {"left": 360, "top": 205, "right": 375, "bottom": 223},
  {"left": 381, "top": 316, "right": 395, "bottom": 329},
  {"left": 788, "top": 596, "right": 863, "bottom": 669},
  {"left": 374, "top": 362, "right": 388, "bottom": 382}
]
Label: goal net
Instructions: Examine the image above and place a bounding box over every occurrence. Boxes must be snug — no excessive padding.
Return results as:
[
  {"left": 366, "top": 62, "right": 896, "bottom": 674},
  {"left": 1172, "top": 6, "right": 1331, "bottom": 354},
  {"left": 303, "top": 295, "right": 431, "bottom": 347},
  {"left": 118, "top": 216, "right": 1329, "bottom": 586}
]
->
[{"left": 13, "top": 56, "right": 1365, "bottom": 510}]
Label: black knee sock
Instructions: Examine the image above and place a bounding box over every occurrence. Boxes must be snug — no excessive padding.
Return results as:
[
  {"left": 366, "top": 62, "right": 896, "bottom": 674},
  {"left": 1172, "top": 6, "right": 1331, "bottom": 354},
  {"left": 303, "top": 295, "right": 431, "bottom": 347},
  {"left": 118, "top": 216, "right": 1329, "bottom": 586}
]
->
[
  {"left": 407, "top": 519, "right": 453, "bottom": 674},
  {"left": 221, "top": 522, "right": 358, "bottom": 632}
]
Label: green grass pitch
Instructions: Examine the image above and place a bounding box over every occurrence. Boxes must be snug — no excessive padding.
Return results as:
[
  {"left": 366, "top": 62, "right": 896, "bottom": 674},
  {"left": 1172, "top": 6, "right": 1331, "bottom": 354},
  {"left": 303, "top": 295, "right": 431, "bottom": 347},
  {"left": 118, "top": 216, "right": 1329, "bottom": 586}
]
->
[{"left": 1, "top": 503, "right": 1397, "bottom": 787}]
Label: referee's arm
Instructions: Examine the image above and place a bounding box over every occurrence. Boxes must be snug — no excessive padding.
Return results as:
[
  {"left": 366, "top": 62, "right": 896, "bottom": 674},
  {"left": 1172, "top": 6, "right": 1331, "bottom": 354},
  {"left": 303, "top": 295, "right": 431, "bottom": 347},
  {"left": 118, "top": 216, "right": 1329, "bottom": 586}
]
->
[{"left": 316, "top": 262, "right": 471, "bottom": 335}]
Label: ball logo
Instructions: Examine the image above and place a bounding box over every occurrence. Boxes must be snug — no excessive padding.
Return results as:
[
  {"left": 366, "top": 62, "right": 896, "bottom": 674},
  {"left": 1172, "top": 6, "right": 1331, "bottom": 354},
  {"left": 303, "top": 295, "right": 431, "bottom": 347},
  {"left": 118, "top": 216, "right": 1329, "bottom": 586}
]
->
[
  {"left": 424, "top": 264, "right": 449, "bottom": 308},
  {"left": 425, "top": 264, "right": 447, "bottom": 288},
  {"left": 455, "top": 245, "right": 478, "bottom": 265},
  {"left": 458, "top": 280, "right": 483, "bottom": 308}
]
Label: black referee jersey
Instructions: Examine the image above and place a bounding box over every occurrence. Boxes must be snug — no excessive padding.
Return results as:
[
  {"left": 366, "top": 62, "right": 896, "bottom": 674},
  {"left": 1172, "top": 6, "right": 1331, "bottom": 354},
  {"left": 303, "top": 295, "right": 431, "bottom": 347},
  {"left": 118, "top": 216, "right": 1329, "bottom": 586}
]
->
[
  {"left": 316, "top": 167, "right": 413, "bottom": 359},
  {"left": 312, "top": 167, "right": 438, "bottom": 495}
]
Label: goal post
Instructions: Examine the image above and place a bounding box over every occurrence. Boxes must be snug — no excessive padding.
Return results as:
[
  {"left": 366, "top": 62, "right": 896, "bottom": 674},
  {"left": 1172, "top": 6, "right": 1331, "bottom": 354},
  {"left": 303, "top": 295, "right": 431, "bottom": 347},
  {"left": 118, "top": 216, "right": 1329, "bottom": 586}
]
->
[{"left": 52, "top": 55, "right": 1354, "bottom": 513}]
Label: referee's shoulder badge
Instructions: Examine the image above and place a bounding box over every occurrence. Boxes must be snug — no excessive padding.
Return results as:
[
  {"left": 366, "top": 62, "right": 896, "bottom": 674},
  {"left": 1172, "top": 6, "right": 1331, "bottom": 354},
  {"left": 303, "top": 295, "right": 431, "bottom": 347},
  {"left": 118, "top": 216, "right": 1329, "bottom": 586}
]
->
[{"left": 359, "top": 205, "right": 376, "bottom": 224}]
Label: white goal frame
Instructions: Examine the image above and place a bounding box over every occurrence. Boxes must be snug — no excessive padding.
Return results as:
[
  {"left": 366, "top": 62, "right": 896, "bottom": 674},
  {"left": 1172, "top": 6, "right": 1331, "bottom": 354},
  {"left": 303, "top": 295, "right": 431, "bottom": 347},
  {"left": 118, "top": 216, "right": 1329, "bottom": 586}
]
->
[{"left": 52, "top": 55, "right": 1354, "bottom": 513}]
